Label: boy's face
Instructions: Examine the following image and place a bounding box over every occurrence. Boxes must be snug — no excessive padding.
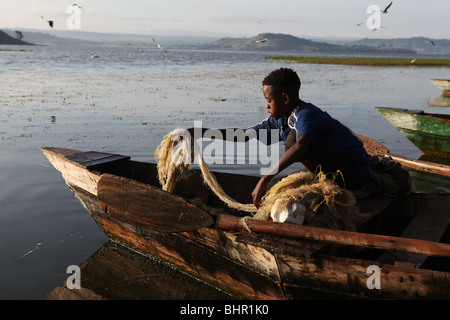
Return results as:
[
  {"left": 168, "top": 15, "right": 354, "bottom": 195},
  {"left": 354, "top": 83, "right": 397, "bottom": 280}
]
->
[{"left": 262, "top": 85, "right": 290, "bottom": 120}]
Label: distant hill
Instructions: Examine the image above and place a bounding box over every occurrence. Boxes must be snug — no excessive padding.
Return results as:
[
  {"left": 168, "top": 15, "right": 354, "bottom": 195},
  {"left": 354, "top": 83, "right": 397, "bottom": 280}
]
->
[
  {"left": 0, "top": 30, "right": 33, "bottom": 45},
  {"left": 3, "top": 29, "right": 217, "bottom": 47},
  {"left": 349, "top": 37, "right": 450, "bottom": 55},
  {"left": 3, "top": 28, "right": 448, "bottom": 55},
  {"left": 196, "top": 33, "right": 416, "bottom": 55},
  {"left": 3, "top": 29, "right": 96, "bottom": 46}
]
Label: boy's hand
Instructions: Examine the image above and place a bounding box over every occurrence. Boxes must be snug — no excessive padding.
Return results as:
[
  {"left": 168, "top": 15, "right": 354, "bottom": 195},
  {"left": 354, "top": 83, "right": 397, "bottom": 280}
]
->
[{"left": 251, "top": 176, "right": 271, "bottom": 208}]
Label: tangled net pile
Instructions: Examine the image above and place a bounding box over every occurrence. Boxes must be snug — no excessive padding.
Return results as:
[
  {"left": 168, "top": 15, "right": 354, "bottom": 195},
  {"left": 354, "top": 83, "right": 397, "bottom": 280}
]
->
[
  {"left": 253, "top": 170, "right": 357, "bottom": 230},
  {"left": 155, "top": 129, "right": 358, "bottom": 230}
]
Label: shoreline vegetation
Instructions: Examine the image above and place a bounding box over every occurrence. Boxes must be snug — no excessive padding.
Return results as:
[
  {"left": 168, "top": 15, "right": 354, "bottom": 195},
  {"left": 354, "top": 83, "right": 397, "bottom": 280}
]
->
[{"left": 263, "top": 56, "right": 450, "bottom": 67}]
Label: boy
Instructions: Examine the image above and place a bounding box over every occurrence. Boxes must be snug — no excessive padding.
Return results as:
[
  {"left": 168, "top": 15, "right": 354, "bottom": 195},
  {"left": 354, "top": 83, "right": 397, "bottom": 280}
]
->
[{"left": 187, "top": 68, "right": 371, "bottom": 208}]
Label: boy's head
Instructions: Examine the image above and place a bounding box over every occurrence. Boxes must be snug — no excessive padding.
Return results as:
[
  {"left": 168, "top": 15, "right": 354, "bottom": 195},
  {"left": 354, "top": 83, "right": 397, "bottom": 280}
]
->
[
  {"left": 262, "top": 68, "right": 301, "bottom": 96},
  {"left": 262, "top": 68, "right": 301, "bottom": 119}
]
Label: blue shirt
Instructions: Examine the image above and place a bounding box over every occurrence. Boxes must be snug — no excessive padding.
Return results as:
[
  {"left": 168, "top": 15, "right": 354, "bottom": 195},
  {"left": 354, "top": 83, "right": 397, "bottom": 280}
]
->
[{"left": 248, "top": 100, "right": 370, "bottom": 176}]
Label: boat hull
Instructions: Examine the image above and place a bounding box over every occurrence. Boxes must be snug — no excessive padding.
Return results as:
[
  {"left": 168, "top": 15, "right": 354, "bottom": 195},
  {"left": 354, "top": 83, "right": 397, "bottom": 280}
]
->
[
  {"left": 376, "top": 107, "right": 450, "bottom": 158},
  {"left": 40, "top": 147, "right": 450, "bottom": 299},
  {"left": 69, "top": 183, "right": 450, "bottom": 300}
]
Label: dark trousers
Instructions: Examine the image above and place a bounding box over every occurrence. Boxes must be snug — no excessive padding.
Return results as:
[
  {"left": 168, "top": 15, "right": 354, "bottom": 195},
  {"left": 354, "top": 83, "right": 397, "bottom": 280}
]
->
[{"left": 284, "top": 130, "right": 368, "bottom": 190}]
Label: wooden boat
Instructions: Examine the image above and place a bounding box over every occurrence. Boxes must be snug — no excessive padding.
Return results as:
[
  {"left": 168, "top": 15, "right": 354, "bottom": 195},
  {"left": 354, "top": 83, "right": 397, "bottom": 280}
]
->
[
  {"left": 40, "top": 139, "right": 450, "bottom": 300},
  {"left": 430, "top": 78, "right": 450, "bottom": 97},
  {"left": 376, "top": 107, "right": 450, "bottom": 159}
]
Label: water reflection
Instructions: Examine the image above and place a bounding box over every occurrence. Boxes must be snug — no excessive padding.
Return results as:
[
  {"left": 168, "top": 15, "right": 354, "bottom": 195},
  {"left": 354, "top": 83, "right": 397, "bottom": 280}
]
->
[
  {"left": 47, "top": 240, "right": 234, "bottom": 300},
  {"left": 409, "top": 170, "right": 450, "bottom": 194},
  {"left": 410, "top": 154, "right": 450, "bottom": 194},
  {"left": 429, "top": 95, "right": 450, "bottom": 107}
]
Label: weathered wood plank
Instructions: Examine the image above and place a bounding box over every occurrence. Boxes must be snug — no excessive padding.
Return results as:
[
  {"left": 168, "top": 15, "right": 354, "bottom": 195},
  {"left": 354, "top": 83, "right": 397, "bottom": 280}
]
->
[
  {"left": 222, "top": 233, "right": 281, "bottom": 281},
  {"left": 389, "top": 154, "right": 450, "bottom": 177},
  {"left": 277, "top": 253, "right": 450, "bottom": 299},
  {"left": 71, "top": 185, "right": 286, "bottom": 299},
  {"left": 215, "top": 214, "right": 450, "bottom": 258},
  {"left": 97, "top": 173, "right": 214, "bottom": 233},
  {"left": 66, "top": 151, "right": 130, "bottom": 169},
  {"left": 40, "top": 147, "right": 102, "bottom": 195}
]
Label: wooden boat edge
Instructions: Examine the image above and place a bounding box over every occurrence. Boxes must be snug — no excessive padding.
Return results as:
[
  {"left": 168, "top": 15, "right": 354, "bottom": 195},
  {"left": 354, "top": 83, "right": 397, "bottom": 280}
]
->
[{"left": 375, "top": 107, "right": 450, "bottom": 158}]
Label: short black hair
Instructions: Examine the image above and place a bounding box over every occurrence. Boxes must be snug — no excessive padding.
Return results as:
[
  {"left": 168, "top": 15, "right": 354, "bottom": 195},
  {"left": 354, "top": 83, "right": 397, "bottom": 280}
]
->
[{"left": 262, "top": 68, "right": 301, "bottom": 94}]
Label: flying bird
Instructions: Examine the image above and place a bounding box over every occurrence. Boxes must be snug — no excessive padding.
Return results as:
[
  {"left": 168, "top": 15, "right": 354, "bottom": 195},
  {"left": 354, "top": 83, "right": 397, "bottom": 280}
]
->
[
  {"left": 152, "top": 38, "right": 167, "bottom": 52},
  {"left": 425, "top": 40, "right": 435, "bottom": 46},
  {"left": 256, "top": 38, "right": 268, "bottom": 43},
  {"left": 381, "top": 2, "right": 393, "bottom": 14},
  {"left": 15, "top": 31, "right": 24, "bottom": 40},
  {"left": 372, "top": 26, "right": 388, "bottom": 32},
  {"left": 41, "top": 16, "right": 54, "bottom": 28},
  {"left": 72, "top": 3, "right": 85, "bottom": 13}
]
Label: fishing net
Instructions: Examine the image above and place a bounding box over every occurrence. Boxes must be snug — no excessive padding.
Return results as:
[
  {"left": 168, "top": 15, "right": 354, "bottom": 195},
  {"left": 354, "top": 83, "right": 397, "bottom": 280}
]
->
[
  {"left": 155, "top": 129, "right": 358, "bottom": 230},
  {"left": 254, "top": 170, "right": 357, "bottom": 230},
  {"left": 155, "top": 129, "right": 256, "bottom": 213}
]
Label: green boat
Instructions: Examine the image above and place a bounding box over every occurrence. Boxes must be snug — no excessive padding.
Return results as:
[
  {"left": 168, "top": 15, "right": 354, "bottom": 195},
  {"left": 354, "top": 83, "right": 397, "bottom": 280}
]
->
[{"left": 376, "top": 107, "right": 450, "bottom": 159}]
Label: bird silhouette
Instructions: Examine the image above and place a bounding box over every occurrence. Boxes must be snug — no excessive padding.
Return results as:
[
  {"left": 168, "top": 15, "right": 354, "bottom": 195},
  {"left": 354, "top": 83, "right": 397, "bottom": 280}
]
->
[
  {"left": 425, "top": 40, "right": 435, "bottom": 46},
  {"left": 72, "top": 4, "right": 85, "bottom": 13},
  {"left": 372, "top": 26, "right": 388, "bottom": 32},
  {"left": 381, "top": 2, "right": 393, "bottom": 14},
  {"left": 152, "top": 38, "right": 167, "bottom": 52},
  {"left": 41, "top": 16, "right": 54, "bottom": 28},
  {"left": 255, "top": 38, "right": 268, "bottom": 43}
]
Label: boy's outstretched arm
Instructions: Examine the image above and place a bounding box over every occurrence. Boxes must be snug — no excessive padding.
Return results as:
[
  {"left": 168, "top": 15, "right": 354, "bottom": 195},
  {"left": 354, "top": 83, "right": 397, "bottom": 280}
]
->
[
  {"left": 251, "top": 134, "right": 311, "bottom": 208},
  {"left": 185, "top": 127, "right": 251, "bottom": 142}
]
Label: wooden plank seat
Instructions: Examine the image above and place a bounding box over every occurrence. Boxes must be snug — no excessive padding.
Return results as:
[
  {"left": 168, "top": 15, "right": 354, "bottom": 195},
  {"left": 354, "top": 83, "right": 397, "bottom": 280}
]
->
[
  {"left": 355, "top": 194, "right": 398, "bottom": 232},
  {"left": 377, "top": 193, "right": 450, "bottom": 267},
  {"left": 66, "top": 151, "right": 130, "bottom": 169}
]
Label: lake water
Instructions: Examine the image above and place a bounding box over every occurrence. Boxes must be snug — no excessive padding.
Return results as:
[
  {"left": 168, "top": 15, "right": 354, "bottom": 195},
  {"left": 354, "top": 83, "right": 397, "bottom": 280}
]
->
[{"left": 1, "top": 44, "right": 450, "bottom": 300}]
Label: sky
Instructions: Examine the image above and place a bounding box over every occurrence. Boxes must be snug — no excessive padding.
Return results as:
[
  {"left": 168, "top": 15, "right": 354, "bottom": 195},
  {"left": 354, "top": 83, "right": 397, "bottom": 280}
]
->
[{"left": 1, "top": 0, "right": 450, "bottom": 40}]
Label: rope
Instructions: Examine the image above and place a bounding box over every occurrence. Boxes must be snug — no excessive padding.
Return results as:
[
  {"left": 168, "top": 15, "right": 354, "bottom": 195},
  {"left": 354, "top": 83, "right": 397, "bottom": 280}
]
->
[
  {"left": 155, "top": 129, "right": 357, "bottom": 228},
  {"left": 155, "top": 129, "right": 257, "bottom": 213}
]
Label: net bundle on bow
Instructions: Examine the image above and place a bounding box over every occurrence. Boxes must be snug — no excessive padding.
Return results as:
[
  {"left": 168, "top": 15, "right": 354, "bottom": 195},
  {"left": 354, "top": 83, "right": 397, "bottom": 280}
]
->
[{"left": 155, "top": 129, "right": 357, "bottom": 230}]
